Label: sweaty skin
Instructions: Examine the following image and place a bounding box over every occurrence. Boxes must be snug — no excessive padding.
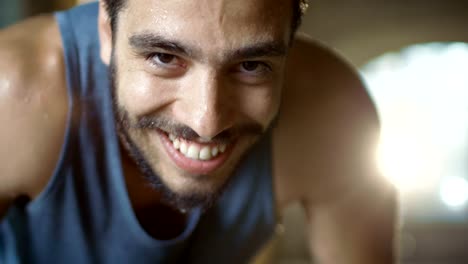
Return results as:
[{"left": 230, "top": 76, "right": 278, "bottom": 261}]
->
[
  {"left": 101, "top": 0, "right": 290, "bottom": 209},
  {"left": 0, "top": 15, "right": 68, "bottom": 206},
  {"left": 0, "top": 1, "right": 396, "bottom": 263}
]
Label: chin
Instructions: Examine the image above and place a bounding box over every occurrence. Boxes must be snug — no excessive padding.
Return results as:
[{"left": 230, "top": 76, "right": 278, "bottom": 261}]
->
[
  {"left": 146, "top": 137, "right": 256, "bottom": 211},
  {"left": 145, "top": 167, "right": 234, "bottom": 212}
]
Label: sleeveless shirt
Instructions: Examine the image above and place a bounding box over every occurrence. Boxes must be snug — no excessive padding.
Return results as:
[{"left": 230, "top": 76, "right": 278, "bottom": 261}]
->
[{"left": 0, "top": 3, "right": 276, "bottom": 264}]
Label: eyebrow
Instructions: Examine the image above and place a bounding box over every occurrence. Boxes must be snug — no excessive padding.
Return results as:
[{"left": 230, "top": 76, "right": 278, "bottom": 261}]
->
[
  {"left": 129, "top": 33, "right": 200, "bottom": 58},
  {"left": 129, "top": 33, "right": 287, "bottom": 61},
  {"left": 229, "top": 41, "right": 287, "bottom": 60}
]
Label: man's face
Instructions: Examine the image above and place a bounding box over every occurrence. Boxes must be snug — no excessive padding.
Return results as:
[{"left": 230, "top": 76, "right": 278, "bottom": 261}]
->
[{"left": 104, "top": 0, "right": 292, "bottom": 209}]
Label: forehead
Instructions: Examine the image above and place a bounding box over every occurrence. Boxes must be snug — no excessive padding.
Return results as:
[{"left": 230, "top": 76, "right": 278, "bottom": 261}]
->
[{"left": 118, "top": 0, "right": 293, "bottom": 51}]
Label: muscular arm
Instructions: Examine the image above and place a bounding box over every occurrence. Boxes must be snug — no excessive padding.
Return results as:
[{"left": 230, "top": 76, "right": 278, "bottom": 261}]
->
[
  {"left": 0, "top": 16, "right": 68, "bottom": 219},
  {"left": 274, "top": 34, "right": 396, "bottom": 263},
  {"left": 305, "top": 173, "right": 396, "bottom": 263}
]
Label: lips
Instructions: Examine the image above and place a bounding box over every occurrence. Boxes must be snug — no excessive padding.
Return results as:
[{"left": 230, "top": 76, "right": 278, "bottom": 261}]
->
[{"left": 157, "top": 130, "right": 233, "bottom": 175}]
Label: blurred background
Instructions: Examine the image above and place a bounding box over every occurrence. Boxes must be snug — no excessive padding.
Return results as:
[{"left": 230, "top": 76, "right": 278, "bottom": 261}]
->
[
  {"left": 1, "top": 0, "right": 468, "bottom": 263},
  {"left": 0, "top": 0, "right": 76, "bottom": 27},
  {"left": 286, "top": 1, "right": 468, "bottom": 263}
]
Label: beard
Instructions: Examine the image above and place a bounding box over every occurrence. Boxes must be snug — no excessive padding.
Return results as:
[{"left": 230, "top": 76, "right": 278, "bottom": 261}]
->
[{"left": 108, "top": 55, "right": 267, "bottom": 212}]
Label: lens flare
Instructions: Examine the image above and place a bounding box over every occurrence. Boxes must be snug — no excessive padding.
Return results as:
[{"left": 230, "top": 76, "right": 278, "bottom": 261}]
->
[{"left": 362, "top": 42, "right": 468, "bottom": 194}]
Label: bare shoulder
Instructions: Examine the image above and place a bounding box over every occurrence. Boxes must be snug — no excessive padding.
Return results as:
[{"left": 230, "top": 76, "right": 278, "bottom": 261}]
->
[
  {"left": 0, "top": 15, "right": 68, "bottom": 204},
  {"left": 273, "top": 33, "right": 381, "bottom": 209}
]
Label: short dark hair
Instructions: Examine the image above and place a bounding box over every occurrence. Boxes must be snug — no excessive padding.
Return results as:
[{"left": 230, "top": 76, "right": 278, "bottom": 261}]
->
[{"left": 103, "top": 0, "right": 308, "bottom": 37}]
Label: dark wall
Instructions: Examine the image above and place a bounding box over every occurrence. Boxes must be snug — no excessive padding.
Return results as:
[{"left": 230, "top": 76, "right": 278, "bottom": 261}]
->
[
  {"left": 300, "top": 0, "right": 468, "bottom": 66},
  {"left": 0, "top": 0, "right": 75, "bottom": 28}
]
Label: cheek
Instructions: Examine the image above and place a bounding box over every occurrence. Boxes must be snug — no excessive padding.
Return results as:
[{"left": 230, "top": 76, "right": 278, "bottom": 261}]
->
[
  {"left": 116, "top": 66, "right": 177, "bottom": 116},
  {"left": 117, "top": 71, "right": 151, "bottom": 107},
  {"left": 238, "top": 86, "right": 281, "bottom": 127}
]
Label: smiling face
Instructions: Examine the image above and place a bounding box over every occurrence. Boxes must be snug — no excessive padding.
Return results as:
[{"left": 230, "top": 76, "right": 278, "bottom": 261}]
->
[{"left": 99, "top": 0, "right": 293, "bottom": 210}]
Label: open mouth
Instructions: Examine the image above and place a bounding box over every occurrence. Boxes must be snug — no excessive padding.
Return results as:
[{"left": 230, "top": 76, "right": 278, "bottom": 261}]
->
[
  {"left": 157, "top": 130, "right": 234, "bottom": 175},
  {"left": 167, "top": 133, "right": 229, "bottom": 161}
]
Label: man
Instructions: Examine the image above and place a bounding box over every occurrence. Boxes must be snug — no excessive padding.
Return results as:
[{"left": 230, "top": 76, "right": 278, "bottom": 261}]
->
[{"left": 0, "top": 0, "right": 396, "bottom": 263}]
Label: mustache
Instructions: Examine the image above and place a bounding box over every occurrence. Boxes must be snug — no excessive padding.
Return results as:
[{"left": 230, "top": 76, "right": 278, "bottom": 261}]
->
[{"left": 136, "top": 116, "right": 264, "bottom": 143}]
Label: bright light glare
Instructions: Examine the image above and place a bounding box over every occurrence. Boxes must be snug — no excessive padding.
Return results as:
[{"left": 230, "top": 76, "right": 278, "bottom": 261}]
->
[
  {"left": 362, "top": 42, "right": 468, "bottom": 193},
  {"left": 439, "top": 177, "right": 468, "bottom": 209},
  {"left": 377, "top": 135, "right": 440, "bottom": 192}
]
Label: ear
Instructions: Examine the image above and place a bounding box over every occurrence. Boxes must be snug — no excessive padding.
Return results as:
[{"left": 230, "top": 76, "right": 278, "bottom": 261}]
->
[{"left": 98, "top": 0, "right": 112, "bottom": 65}]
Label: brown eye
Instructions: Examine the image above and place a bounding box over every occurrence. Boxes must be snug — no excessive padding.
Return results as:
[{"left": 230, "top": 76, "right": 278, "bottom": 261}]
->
[
  {"left": 153, "top": 53, "right": 176, "bottom": 64},
  {"left": 241, "top": 61, "right": 260, "bottom": 72},
  {"left": 234, "top": 61, "right": 273, "bottom": 85}
]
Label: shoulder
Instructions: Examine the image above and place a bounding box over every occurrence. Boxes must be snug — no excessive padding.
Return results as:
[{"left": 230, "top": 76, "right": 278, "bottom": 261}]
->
[
  {"left": 273, "top": 33, "right": 380, "bottom": 208},
  {"left": 0, "top": 15, "right": 68, "bottom": 200},
  {"left": 284, "top": 34, "right": 374, "bottom": 110}
]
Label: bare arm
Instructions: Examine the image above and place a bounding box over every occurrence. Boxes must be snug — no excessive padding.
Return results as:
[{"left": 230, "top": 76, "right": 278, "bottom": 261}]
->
[
  {"left": 0, "top": 15, "right": 68, "bottom": 219},
  {"left": 305, "top": 174, "right": 396, "bottom": 263},
  {"left": 274, "top": 34, "right": 397, "bottom": 263}
]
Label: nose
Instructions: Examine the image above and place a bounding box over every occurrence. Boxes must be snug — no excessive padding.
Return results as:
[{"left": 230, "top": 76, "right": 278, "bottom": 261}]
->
[{"left": 178, "top": 70, "right": 233, "bottom": 140}]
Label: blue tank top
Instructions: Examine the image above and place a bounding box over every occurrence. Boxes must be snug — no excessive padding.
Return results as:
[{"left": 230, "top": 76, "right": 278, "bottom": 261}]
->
[{"left": 0, "top": 3, "right": 276, "bottom": 264}]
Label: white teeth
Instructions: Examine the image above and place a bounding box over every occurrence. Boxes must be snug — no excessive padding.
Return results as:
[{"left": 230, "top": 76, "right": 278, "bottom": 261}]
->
[
  {"left": 169, "top": 134, "right": 176, "bottom": 141},
  {"left": 179, "top": 142, "right": 188, "bottom": 155},
  {"left": 199, "top": 147, "right": 211, "bottom": 160},
  {"left": 173, "top": 139, "right": 180, "bottom": 150},
  {"left": 187, "top": 145, "right": 200, "bottom": 159},
  {"left": 219, "top": 144, "right": 227, "bottom": 153},
  {"left": 211, "top": 146, "right": 219, "bottom": 157},
  {"left": 169, "top": 135, "right": 229, "bottom": 161}
]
